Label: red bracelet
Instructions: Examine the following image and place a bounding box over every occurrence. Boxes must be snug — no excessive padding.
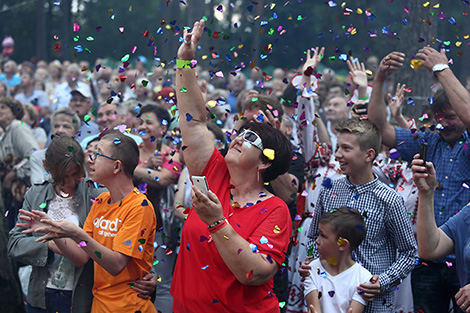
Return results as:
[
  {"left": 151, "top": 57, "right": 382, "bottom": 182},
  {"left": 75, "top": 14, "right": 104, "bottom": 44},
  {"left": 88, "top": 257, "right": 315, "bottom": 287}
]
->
[{"left": 208, "top": 219, "right": 229, "bottom": 233}]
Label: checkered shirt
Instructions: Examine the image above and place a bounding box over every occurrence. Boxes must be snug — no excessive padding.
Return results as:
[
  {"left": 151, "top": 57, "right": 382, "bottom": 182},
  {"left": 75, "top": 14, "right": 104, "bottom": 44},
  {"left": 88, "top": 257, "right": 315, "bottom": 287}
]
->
[{"left": 306, "top": 176, "right": 418, "bottom": 313}]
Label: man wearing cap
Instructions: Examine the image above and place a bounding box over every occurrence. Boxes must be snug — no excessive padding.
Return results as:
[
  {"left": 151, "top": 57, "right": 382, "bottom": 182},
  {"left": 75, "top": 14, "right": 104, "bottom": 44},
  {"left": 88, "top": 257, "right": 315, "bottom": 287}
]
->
[
  {"left": 68, "top": 85, "right": 100, "bottom": 142},
  {"left": 52, "top": 64, "right": 93, "bottom": 111}
]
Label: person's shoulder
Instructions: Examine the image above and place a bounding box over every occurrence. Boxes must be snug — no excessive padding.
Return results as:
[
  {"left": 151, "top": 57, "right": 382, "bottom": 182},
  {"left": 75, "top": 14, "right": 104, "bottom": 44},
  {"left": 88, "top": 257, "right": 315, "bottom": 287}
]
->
[{"left": 372, "top": 179, "right": 403, "bottom": 201}]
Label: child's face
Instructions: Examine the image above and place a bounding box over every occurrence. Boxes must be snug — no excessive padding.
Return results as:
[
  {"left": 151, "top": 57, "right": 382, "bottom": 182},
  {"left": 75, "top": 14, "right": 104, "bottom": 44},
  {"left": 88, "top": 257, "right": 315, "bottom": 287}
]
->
[
  {"left": 316, "top": 222, "right": 339, "bottom": 260},
  {"left": 335, "top": 132, "right": 371, "bottom": 179}
]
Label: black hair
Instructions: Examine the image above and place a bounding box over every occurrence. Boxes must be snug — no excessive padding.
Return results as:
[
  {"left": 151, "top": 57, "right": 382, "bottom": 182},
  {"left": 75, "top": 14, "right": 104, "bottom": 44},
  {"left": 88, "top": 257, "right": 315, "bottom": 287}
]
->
[
  {"left": 241, "top": 122, "right": 293, "bottom": 182},
  {"left": 430, "top": 89, "right": 450, "bottom": 115},
  {"left": 138, "top": 104, "right": 171, "bottom": 135},
  {"left": 319, "top": 206, "right": 366, "bottom": 251},
  {"left": 102, "top": 133, "right": 139, "bottom": 178}
]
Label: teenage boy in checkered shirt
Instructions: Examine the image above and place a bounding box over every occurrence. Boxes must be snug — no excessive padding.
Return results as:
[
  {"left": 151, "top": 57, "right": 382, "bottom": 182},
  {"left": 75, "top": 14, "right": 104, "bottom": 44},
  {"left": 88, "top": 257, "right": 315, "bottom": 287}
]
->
[{"left": 300, "top": 118, "right": 418, "bottom": 313}]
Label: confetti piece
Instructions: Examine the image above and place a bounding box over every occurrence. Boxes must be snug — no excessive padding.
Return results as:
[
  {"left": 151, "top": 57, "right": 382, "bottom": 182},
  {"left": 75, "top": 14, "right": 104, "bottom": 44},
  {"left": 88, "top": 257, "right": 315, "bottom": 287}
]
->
[
  {"left": 39, "top": 202, "right": 47, "bottom": 209},
  {"left": 128, "top": 282, "right": 134, "bottom": 289},
  {"left": 201, "top": 265, "right": 209, "bottom": 270},
  {"left": 260, "top": 236, "right": 269, "bottom": 244},
  {"left": 410, "top": 59, "right": 422, "bottom": 70},
  {"left": 95, "top": 251, "right": 102, "bottom": 258},
  {"left": 263, "top": 148, "right": 275, "bottom": 160},
  {"left": 322, "top": 178, "right": 333, "bottom": 188},
  {"left": 4, "top": 210, "right": 8, "bottom": 217},
  {"left": 246, "top": 270, "right": 254, "bottom": 280},
  {"left": 328, "top": 290, "right": 335, "bottom": 297},
  {"left": 337, "top": 237, "right": 345, "bottom": 245},
  {"left": 113, "top": 138, "right": 121, "bottom": 145},
  {"left": 237, "top": 248, "right": 243, "bottom": 254},
  {"left": 250, "top": 243, "right": 259, "bottom": 253},
  {"left": 138, "top": 239, "right": 146, "bottom": 244},
  {"left": 77, "top": 241, "right": 87, "bottom": 247},
  {"left": 327, "top": 256, "right": 338, "bottom": 265},
  {"left": 180, "top": 87, "right": 187, "bottom": 93},
  {"left": 138, "top": 245, "right": 143, "bottom": 252},
  {"left": 186, "top": 113, "right": 193, "bottom": 122},
  {"left": 141, "top": 199, "right": 148, "bottom": 206},
  {"left": 273, "top": 225, "right": 281, "bottom": 233}
]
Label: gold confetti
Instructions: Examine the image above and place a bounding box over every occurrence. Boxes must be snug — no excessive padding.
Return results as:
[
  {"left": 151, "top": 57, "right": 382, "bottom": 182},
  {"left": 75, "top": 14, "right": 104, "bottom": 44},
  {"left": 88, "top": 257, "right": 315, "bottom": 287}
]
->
[
  {"left": 327, "top": 256, "right": 338, "bottom": 265},
  {"left": 423, "top": 1, "right": 430, "bottom": 7},
  {"left": 410, "top": 59, "right": 422, "bottom": 70},
  {"left": 263, "top": 148, "right": 275, "bottom": 161},
  {"left": 337, "top": 237, "right": 345, "bottom": 245},
  {"left": 273, "top": 225, "right": 281, "bottom": 233},
  {"left": 223, "top": 235, "right": 229, "bottom": 240}
]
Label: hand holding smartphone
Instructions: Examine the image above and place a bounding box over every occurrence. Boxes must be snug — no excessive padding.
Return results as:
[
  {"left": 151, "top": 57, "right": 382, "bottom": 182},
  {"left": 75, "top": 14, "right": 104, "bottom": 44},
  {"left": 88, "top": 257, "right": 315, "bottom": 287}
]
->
[{"left": 192, "top": 176, "right": 209, "bottom": 196}]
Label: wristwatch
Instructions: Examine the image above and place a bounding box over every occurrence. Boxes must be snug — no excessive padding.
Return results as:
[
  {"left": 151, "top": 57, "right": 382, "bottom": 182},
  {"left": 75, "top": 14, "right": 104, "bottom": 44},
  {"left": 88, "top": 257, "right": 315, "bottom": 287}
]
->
[{"left": 432, "top": 64, "right": 450, "bottom": 73}]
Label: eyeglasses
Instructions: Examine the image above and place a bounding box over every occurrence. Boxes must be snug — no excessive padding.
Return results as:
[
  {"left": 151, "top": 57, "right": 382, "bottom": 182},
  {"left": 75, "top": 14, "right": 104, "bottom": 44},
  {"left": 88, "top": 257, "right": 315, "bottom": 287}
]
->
[
  {"left": 92, "top": 150, "right": 118, "bottom": 161},
  {"left": 237, "top": 129, "right": 263, "bottom": 150}
]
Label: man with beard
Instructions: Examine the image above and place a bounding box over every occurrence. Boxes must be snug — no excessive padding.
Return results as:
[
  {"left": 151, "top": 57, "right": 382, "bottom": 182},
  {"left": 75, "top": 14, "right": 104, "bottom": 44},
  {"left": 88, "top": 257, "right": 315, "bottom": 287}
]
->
[{"left": 368, "top": 48, "right": 470, "bottom": 313}]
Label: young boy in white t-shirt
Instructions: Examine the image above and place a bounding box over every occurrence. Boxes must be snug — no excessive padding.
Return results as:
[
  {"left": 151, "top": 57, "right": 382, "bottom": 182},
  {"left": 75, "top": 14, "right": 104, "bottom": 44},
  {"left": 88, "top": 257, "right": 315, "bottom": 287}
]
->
[{"left": 304, "top": 206, "right": 371, "bottom": 313}]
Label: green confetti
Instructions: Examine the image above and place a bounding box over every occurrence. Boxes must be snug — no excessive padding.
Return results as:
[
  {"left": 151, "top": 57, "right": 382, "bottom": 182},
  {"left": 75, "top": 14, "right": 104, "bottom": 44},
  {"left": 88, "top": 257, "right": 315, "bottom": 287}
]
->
[
  {"left": 91, "top": 108, "right": 97, "bottom": 116},
  {"left": 329, "top": 56, "right": 336, "bottom": 61},
  {"left": 297, "top": 15, "right": 302, "bottom": 21},
  {"left": 138, "top": 239, "right": 146, "bottom": 244},
  {"left": 121, "top": 54, "right": 130, "bottom": 62},
  {"left": 307, "top": 245, "right": 314, "bottom": 257},
  {"left": 142, "top": 80, "right": 148, "bottom": 87},
  {"left": 297, "top": 227, "right": 303, "bottom": 232},
  {"left": 180, "top": 87, "right": 187, "bottom": 93},
  {"left": 67, "top": 146, "right": 74, "bottom": 153},
  {"left": 84, "top": 115, "right": 91, "bottom": 123},
  {"left": 127, "top": 282, "right": 134, "bottom": 289},
  {"left": 86, "top": 36, "right": 94, "bottom": 41},
  {"left": 39, "top": 203, "right": 47, "bottom": 209},
  {"left": 95, "top": 251, "right": 102, "bottom": 259},
  {"left": 73, "top": 36, "right": 79, "bottom": 42}
]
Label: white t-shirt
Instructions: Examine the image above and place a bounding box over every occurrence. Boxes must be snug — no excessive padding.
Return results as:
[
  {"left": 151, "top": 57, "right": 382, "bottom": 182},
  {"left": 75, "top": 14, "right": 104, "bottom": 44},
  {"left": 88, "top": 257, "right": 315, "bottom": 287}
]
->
[
  {"left": 46, "top": 193, "right": 79, "bottom": 291},
  {"left": 304, "top": 258, "right": 372, "bottom": 312}
]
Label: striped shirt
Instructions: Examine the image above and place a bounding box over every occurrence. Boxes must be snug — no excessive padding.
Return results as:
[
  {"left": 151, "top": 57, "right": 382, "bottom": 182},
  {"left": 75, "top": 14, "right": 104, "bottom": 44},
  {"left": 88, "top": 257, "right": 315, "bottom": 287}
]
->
[{"left": 306, "top": 176, "right": 417, "bottom": 313}]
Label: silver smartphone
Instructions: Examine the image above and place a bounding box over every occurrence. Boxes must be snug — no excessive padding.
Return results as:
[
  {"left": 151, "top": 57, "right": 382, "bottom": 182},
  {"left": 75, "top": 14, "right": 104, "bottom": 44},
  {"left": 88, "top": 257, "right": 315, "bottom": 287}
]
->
[{"left": 192, "top": 175, "right": 209, "bottom": 196}]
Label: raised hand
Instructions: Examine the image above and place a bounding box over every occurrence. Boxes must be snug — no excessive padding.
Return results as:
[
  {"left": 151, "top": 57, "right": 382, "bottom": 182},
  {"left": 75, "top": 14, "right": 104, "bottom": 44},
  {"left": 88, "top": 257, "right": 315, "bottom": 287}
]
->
[
  {"left": 387, "top": 83, "right": 406, "bottom": 119},
  {"left": 411, "top": 153, "right": 436, "bottom": 195},
  {"left": 376, "top": 52, "right": 405, "bottom": 80},
  {"left": 416, "top": 46, "right": 448, "bottom": 72},
  {"left": 302, "top": 47, "right": 325, "bottom": 76},
  {"left": 347, "top": 57, "right": 368, "bottom": 89},
  {"left": 177, "top": 19, "right": 205, "bottom": 61}
]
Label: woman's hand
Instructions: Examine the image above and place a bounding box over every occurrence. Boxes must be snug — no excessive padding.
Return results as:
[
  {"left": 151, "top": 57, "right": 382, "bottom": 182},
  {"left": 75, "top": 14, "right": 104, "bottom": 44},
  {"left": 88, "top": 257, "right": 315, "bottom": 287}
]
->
[
  {"left": 177, "top": 19, "right": 205, "bottom": 61},
  {"left": 17, "top": 209, "right": 52, "bottom": 233},
  {"left": 387, "top": 83, "right": 405, "bottom": 119},
  {"left": 302, "top": 47, "right": 325, "bottom": 76},
  {"left": 411, "top": 153, "right": 436, "bottom": 195},
  {"left": 190, "top": 185, "right": 224, "bottom": 226},
  {"left": 347, "top": 57, "right": 368, "bottom": 90}
]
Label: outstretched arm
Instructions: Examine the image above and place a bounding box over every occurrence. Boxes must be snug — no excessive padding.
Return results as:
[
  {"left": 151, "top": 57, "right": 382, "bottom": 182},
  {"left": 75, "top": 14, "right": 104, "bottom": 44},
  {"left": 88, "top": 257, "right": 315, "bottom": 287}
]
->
[
  {"left": 412, "top": 155, "right": 454, "bottom": 260},
  {"left": 176, "top": 19, "right": 215, "bottom": 176},
  {"left": 416, "top": 47, "right": 470, "bottom": 128},
  {"left": 368, "top": 52, "right": 405, "bottom": 148}
]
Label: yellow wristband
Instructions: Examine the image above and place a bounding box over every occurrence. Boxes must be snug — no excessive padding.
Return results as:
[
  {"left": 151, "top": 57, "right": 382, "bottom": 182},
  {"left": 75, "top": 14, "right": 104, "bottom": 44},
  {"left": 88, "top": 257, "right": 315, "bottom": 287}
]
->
[{"left": 176, "top": 59, "right": 193, "bottom": 69}]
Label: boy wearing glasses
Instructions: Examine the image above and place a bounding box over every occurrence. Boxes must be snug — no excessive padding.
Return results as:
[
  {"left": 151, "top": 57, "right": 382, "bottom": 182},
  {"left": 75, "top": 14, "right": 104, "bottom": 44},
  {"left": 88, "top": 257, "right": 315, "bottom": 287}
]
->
[{"left": 19, "top": 133, "right": 157, "bottom": 313}]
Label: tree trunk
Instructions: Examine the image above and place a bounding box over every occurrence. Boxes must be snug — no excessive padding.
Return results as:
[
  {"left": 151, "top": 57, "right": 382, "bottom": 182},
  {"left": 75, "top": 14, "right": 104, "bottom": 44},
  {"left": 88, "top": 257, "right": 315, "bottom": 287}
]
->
[{"left": 36, "top": 0, "right": 47, "bottom": 61}]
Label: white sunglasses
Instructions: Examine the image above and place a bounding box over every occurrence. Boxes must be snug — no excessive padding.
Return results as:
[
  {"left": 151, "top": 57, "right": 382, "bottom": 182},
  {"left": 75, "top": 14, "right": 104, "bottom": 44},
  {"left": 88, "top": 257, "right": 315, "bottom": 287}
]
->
[{"left": 237, "top": 129, "right": 263, "bottom": 150}]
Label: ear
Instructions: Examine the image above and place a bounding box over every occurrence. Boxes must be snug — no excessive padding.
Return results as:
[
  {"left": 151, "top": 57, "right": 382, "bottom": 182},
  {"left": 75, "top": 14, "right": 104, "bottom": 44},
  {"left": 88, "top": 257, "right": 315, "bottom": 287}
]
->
[
  {"left": 113, "top": 160, "right": 123, "bottom": 175},
  {"left": 337, "top": 237, "right": 351, "bottom": 252},
  {"left": 365, "top": 148, "right": 375, "bottom": 163},
  {"left": 257, "top": 160, "right": 272, "bottom": 172}
]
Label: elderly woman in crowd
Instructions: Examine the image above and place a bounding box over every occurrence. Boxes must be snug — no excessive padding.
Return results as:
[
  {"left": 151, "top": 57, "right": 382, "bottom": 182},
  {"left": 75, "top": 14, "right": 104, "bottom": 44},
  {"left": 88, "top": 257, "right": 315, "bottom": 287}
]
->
[{"left": 170, "top": 19, "right": 293, "bottom": 312}]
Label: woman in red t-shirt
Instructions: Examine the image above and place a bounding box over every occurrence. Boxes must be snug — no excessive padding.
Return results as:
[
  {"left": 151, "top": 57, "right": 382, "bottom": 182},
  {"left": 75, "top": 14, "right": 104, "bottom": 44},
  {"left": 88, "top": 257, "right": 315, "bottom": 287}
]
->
[{"left": 170, "top": 19, "right": 293, "bottom": 313}]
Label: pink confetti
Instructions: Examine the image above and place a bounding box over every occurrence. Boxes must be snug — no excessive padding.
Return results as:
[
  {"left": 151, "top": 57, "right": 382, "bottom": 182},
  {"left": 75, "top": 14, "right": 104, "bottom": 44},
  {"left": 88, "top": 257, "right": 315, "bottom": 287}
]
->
[
  {"left": 73, "top": 22, "right": 80, "bottom": 32},
  {"left": 131, "top": 45, "right": 137, "bottom": 53},
  {"left": 4, "top": 210, "right": 8, "bottom": 217},
  {"left": 78, "top": 241, "right": 87, "bottom": 247}
]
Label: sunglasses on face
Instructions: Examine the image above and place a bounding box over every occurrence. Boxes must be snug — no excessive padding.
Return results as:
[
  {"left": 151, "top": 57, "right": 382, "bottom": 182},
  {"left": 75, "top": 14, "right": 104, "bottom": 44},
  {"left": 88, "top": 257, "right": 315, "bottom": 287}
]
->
[
  {"left": 92, "top": 150, "right": 118, "bottom": 161},
  {"left": 237, "top": 129, "right": 263, "bottom": 150}
]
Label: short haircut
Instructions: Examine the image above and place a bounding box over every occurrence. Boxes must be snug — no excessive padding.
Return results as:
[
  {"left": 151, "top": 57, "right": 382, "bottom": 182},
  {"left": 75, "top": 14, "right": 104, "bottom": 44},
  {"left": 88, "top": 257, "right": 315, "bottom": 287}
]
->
[
  {"left": 102, "top": 133, "right": 139, "bottom": 178},
  {"left": 51, "top": 107, "right": 80, "bottom": 133},
  {"left": 335, "top": 118, "right": 381, "bottom": 161},
  {"left": 45, "top": 136, "right": 85, "bottom": 185},
  {"left": 319, "top": 206, "right": 366, "bottom": 251},
  {"left": 0, "top": 96, "right": 24, "bottom": 119},
  {"left": 22, "top": 103, "right": 39, "bottom": 128},
  {"left": 430, "top": 89, "right": 450, "bottom": 114},
  {"left": 138, "top": 104, "right": 171, "bottom": 133},
  {"left": 243, "top": 94, "right": 284, "bottom": 120},
  {"left": 280, "top": 83, "right": 298, "bottom": 108},
  {"left": 240, "top": 122, "right": 293, "bottom": 182},
  {"left": 98, "top": 101, "right": 127, "bottom": 117}
]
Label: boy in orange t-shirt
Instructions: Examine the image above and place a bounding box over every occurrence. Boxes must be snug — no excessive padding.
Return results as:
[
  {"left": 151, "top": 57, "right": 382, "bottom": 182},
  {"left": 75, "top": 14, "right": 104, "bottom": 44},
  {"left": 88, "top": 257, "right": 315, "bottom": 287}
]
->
[{"left": 21, "top": 133, "right": 157, "bottom": 313}]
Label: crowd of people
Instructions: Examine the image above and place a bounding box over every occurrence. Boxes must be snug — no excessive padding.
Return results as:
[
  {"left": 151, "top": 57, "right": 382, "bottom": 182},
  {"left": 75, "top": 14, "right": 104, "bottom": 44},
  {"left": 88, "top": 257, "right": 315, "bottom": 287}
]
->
[{"left": 2, "top": 17, "right": 470, "bottom": 313}]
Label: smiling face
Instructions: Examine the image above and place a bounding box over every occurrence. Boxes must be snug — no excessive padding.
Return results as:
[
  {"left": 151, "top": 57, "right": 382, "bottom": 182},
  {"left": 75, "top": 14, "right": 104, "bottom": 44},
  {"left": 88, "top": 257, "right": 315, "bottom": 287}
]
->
[
  {"left": 335, "top": 132, "right": 373, "bottom": 183},
  {"left": 137, "top": 111, "right": 166, "bottom": 141},
  {"left": 69, "top": 92, "right": 91, "bottom": 118},
  {"left": 97, "top": 103, "right": 123, "bottom": 132},
  {"left": 225, "top": 129, "right": 265, "bottom": 174},
  {"left": 435, "top": 108, "right": 466, "bottom": 146}
]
